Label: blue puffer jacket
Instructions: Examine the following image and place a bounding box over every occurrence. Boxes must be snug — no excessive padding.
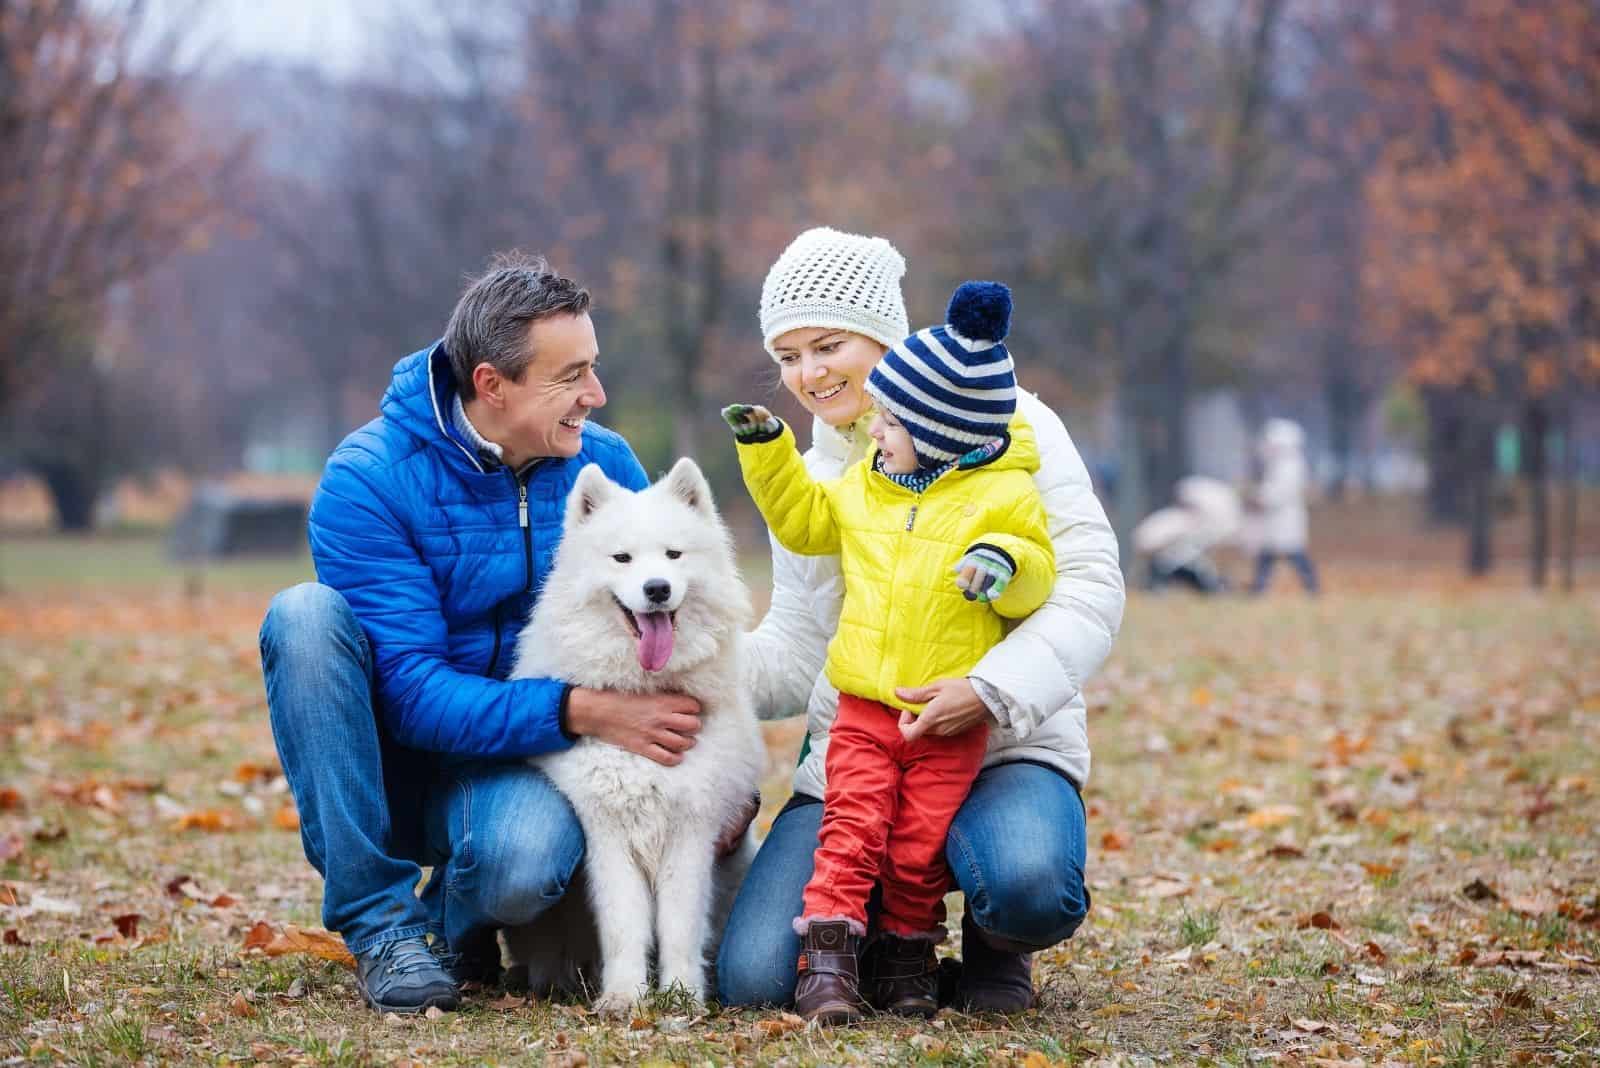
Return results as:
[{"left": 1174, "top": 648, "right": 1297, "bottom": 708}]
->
[{"left": 307, "top": 342, "right": 648, "bottom": 756}]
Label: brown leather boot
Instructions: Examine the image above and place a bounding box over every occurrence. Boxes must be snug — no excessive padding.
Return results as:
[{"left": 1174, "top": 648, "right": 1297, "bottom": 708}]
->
[
  {"left": 864, "top": 934, "right": 939, "bottom": 1018},
  {"left": 793, "top": 921, "right": 868, "bottom": 1025}
]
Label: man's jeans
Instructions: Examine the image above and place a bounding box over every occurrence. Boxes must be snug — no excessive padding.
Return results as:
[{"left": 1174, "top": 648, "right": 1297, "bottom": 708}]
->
[
  {"left": 1250, "top": 550, "right": 1320, "bottom": 594},
  {"left": 716, "top": 761, "right": 1090, "bottom": 1007},
  {"left": 260, "top": 582, "right": 583, "bottom": 957}
]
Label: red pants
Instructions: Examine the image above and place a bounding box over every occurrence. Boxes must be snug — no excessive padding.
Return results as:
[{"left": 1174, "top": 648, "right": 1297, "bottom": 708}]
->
[{"left": 800, "top": 693, "right": 989, "bottom": 938}]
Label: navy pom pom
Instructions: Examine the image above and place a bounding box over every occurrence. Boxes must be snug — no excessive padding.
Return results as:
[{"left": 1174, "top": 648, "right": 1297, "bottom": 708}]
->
[{"left": 946, "top": 281, "right": 1012, "bottom": 343}]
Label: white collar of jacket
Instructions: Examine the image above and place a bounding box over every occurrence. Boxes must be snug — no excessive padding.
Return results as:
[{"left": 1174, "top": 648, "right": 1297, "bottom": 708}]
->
[
  {"left": 810, "top": 414, "right": 871, "bottom": 468},
  {"left": 451, "top": 393, "right": 506, "bottom": 465}
]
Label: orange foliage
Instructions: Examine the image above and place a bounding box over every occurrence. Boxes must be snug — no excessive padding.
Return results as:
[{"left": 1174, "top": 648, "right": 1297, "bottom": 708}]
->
[{"left": 1358, "top": 0, "right": 1600, "bottom": 398}]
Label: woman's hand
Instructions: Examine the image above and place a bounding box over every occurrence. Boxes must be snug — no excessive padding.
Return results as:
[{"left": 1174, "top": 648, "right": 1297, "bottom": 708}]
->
[{"left": 896, "top": 677, "right": 994, "bottom": 741}]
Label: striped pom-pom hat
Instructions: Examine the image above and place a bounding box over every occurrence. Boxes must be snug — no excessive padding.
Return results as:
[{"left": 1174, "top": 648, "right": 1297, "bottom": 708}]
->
[{"left": 865, "top": 281, "right": 1017, "bottom": 468}]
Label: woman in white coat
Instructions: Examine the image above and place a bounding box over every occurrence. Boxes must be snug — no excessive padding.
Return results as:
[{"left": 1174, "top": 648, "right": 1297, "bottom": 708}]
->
[
  {"left": 1247, "top": 418, "right": 1320, "bottom": 594},
  {"left": 716, "top": 228, "right": 1125, "bottom": 1012}
]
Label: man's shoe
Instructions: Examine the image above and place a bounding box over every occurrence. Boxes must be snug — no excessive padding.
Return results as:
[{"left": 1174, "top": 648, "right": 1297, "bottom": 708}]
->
[
  {"left": 793, "top": 921, "right": 868, "bottom": 1025},
  {"left": 864, "top": 933, "right": 939, "bottom": 1018},
  {"left": 956, "top": 912, "right": 1035, "bottom": 1013},
  {"left": 432, "top": 938, "right": 502, "bottom": 989},
  {"left": 355, "top": 937, "right": 459, "bottom": 1014}
]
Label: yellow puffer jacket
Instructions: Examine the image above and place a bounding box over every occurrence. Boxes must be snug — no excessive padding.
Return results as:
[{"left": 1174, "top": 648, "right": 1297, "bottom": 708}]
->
[{"left": 735, "top": 416, "right": 1054, "bottom": 714}]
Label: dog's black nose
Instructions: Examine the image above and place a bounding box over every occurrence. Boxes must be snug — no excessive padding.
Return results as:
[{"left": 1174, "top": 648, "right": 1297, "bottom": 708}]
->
[{"left": 643, "top": 578, "right": 671, "bottom": 605}]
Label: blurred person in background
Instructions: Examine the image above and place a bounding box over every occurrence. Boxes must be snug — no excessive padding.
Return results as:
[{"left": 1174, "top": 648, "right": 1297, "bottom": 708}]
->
[
  {"left": 1132, "top": 476, "right": 1242, "bottom": 593},
  {"left": 717, "top": 227, "right": 1125, "bottom": 1014},
  {"left": 1245, "top": 418, "right": 1320, "bottom": 595},
  {"left": 257, "top": 253, "right": 715, "bottom": 1015}
]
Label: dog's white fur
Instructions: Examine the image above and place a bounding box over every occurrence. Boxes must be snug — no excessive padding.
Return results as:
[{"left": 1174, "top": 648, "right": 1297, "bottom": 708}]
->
[{"left": 502, "top": 458, "right": 764, "bottom": 1016}]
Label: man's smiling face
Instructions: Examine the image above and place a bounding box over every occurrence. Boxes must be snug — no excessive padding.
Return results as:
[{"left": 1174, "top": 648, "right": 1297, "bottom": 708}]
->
[{"left": 476, "top": 312, "right": 607, "bottom": 467}]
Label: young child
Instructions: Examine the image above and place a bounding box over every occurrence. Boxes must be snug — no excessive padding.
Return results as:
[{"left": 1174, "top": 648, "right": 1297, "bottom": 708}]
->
[{"left": 722, "top": 281, "right": 1054, "bottom": 1024}]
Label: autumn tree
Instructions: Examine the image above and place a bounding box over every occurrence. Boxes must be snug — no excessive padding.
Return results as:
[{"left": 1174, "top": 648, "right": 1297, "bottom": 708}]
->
[
  {"left": 947, "top": 0, "right": 1294, "bottom": 553},
  {"left": 0, "top": 0, "right": 242, "bottom": 528},
  {"left": 1359, "top": 0, "right": 1600, "bottom": 582}
]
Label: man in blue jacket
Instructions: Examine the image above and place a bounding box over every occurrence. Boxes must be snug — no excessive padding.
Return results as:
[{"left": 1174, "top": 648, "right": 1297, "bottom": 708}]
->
[{"left": 259, "top": 253, "right": 708, "bottom": 1014}]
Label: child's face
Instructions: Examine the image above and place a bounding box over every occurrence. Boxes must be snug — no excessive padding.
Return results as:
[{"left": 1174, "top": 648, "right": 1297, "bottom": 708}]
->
[{"left": 868, "top": 408, "right": 919, "bottom": 474}]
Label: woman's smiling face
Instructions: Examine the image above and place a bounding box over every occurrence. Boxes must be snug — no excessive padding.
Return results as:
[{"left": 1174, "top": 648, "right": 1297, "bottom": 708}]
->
[{"left": 771, "top": 327, "right": 887, "bottom": 428}]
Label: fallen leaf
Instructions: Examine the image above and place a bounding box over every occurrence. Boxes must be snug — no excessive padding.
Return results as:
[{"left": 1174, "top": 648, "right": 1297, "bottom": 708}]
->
[
  {"left": 242, "top": 920, "right": 276, "bottom": 951},
  {"left": 1100, "top": 830, "right": 1129, "bottom": 851},
  {"left": 0, "top": 787, "right": 23, "bottom": 810},
  {"left": 173, "top": 809, "right": 250, "bottom": 833},
  {"left": 1361, "top": 862, "right": 1399, "bottom": 878},
  {"left": 1472, "top": 950, "right": 1544, "bottom": 968},
  {"left": 423, "top": 1005, "right": 445, "bottom": 1020},
  {"left": 1246, "top": 804, "right": 1299, "bottom": 830},
  {"left": 485, "top": 992, "right": 528, "bottom": 1011},
  {"left": 240, "top": 922, "right": 355, "bottom": 968},
  {"left": 1363, "top": 941, "right": 1387, "bottom": 963},
  {"left": 0, "top": 833, "right": 23, "bottom": 862},
  {"left": 232, "top": 762, "right": 280, "bottom": 783},
  {"left": 209, "top": 894, "right": 239, "bottom": 909},
  {"left": 1462, "top": 879, "right": 1499, "bottom": 902},
  {"left": 1205, "top": 837, "right": 1239, "bottom": 853},
  {"left": 1293, "top": 1018, "right": 1333, "bottom": 1033},
  {"left": 1297, "top": 911, "right": 1340, "bottom": 930},
  {"left": 229, "top": 992, "right": 256, "bottom": 1018},
  {"left": 112, "top": 914, "right": 140, "bottom": 938},
  {"left": 272, "top": 806, "right": 300, "bottom": 832},
  {"left": 755, "top": 1013, "right": 804, "bottom": 1037},
  {"left": 1507, "top": 895, "right": 1556, "bottom": 917},
  {"left": 545, "top": 1053, "right": 588, "bottom": 1068},
  {"left": 1264, "top": 842, "right": 1305, "bottom": 859},
  {"left": 1356, "top": 971, "right": 1387, "bottom": 986},
  {"left": 1496, "top": 987, "right": 1536, "bottom": 1011},
  {"left": 3, "top": 928, "right": 27, "bottom": 945}
]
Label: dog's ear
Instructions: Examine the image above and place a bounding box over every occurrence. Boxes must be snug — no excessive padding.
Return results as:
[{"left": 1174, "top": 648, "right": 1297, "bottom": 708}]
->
[
  {"left": 566, "top": 463, "right": 617, "bottom": 527},
  {"left": 661, "top": 456, "right": 715, "bottom": 518}
]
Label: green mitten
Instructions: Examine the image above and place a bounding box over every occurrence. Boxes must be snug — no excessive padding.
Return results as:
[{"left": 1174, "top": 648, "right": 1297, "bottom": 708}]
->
[
  {"left": 721, "top": 403, "right": 781, "bottom": 441},
  {"left": 953, "top": 545, "right": 1015, "bottom": 603}
]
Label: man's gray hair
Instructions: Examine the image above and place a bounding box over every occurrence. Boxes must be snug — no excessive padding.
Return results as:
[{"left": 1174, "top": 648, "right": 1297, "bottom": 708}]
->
[{"left": 444, "top": 251, "right": 592, "bottom": 400}]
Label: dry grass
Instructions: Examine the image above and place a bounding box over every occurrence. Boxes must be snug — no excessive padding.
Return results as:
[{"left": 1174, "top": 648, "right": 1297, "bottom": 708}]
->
[{"left": 1, "top": 530, "right": 1598, "bottom": 1065}]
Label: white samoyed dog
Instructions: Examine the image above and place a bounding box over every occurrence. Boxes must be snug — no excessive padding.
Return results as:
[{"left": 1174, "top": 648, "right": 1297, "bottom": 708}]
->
[{"left": 502, "top": 457, "right": 764, "bottom": 1016}]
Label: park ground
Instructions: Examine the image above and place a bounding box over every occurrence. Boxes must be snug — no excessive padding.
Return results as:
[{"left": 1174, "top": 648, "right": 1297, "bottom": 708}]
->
[{"left": 1, "top": 500, "right": 1598, "bottom": 1066}]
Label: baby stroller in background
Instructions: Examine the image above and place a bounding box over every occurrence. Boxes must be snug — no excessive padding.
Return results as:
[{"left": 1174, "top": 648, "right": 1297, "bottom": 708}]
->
[{"left": 1132, "top": 477, "right": 1243, "bottom": 594}]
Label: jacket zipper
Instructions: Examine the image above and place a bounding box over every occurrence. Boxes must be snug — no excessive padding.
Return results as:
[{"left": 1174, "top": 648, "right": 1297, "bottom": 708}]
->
[
  {"left": 516, "top": 473, "right": 533, "bottom": 590},
  {"left": 905, "top": 504, "right": 918, "bottom": 531}
]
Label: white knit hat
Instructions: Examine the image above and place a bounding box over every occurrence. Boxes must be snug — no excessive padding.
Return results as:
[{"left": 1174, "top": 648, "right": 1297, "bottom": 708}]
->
[{"left": 759, "top": 227, "right": 910, "bottom": 358}]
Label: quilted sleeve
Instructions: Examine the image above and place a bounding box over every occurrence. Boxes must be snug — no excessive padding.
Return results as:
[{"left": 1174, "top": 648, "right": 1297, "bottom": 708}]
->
[{"left": 309, "top": 448, "right": 573, "bottom": 757}]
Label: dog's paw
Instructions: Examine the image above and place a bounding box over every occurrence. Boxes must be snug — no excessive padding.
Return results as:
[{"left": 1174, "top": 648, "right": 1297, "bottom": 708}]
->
[{"left": 592, "top": 991, "right": 638, "bottom": 1019}]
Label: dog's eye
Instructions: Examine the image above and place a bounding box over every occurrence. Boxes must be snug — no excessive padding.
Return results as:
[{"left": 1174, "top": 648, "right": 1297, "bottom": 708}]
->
[
  {"left": 612, "top": 553, "right": 631, "bottom": 563},
  {"left": 665, "top": 550, "right": 682, "bottom": 560}
]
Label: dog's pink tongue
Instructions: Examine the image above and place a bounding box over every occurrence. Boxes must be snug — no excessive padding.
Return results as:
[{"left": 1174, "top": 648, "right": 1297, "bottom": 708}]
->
[{"left": 636, "top": 612, "right": 674, "bottom": 672}]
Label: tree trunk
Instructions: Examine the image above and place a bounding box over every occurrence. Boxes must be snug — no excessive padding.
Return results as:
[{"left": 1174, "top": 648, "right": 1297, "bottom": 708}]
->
[
  {"left": 1559, "top": 402, "right": 1578, "bottom": 593},
  {"left": 1522, "top": 399, "right": 1548, "bottom": 588},
  {"left": 30, "top": 457, "right": 98, "bottom": 532},
  {"left": 1464, "top": 399, "right": 1495, "bottom": 576},
  {"left": 1424, "top": 387, "right": 1468, "bottom": 524},
  {"left": 1325, "top": 372, "right": 1363, "bottom": 503},
  {"left": 1113, "top": 375, "right": 1151, "bottom": 577}
]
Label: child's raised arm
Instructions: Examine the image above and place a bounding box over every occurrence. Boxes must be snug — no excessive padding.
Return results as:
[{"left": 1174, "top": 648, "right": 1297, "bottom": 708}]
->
[{"left": 721, "top": 404, "right": 843, "bottom": 557}]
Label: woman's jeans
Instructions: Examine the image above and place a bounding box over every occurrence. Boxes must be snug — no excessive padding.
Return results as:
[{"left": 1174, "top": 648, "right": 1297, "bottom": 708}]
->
[
  {"left": 717, "top": 760, "right": 1090, "bottom": 1007},
  {"left": 259, "top": 582, "right": 584, "bottom": 957}
]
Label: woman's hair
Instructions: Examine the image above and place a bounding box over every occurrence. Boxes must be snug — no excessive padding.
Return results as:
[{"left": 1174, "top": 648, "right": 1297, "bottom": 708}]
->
[{"left": 444, "top": 250, "right": 591, "bottom": 399}]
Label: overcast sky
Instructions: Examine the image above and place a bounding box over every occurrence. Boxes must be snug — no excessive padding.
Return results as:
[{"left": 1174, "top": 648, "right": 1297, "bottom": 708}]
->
[{"left": 167, "top": 0, "right": 393, "bottom": 75}]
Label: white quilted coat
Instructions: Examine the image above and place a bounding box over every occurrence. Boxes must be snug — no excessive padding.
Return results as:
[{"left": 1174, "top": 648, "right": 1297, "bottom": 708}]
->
[{"left": 743, "top": 388, "right": 1125, "bottom": 797}]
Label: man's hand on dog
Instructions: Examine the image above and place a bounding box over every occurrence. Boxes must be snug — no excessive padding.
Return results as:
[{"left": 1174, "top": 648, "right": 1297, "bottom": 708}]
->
[{"left": 566, "top": 688, "right": 702, "bottom": 766}]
